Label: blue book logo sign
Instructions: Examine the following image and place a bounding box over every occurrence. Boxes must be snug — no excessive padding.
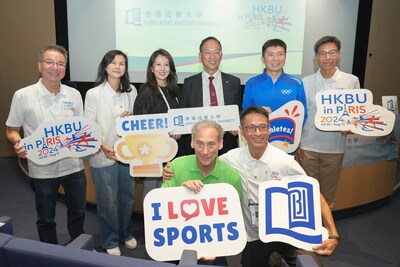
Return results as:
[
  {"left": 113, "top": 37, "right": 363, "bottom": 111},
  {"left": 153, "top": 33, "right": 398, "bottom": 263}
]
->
[{"left": 258, "top": 176, "right": 328, "bottom": 251}]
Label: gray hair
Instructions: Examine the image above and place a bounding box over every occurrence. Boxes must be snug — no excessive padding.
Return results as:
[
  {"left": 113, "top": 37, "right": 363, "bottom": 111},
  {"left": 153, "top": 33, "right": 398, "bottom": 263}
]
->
[
  {"left": 191, "top": 120, "right": 224, "bottom": 142},
  {"left": 38, "top": 44, "right": 68, "bottom": 63}
]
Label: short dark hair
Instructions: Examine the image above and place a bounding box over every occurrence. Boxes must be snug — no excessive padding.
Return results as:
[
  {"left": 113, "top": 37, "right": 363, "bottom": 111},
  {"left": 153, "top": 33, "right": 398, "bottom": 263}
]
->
[
  {"left": 199, "top": 36, "right": 222, "bottom": 52},
  {"left": 314, "top": 36, "right": 341, "bottom": 54},
  {"left": 38, "top": 44, "right": 68, "bottom": 63},
  {"left": 240, "top": 106, "right": 270, "bottom": 126},
  {"left": 262, "top": 39, "right": 287, "bottom": 55}
]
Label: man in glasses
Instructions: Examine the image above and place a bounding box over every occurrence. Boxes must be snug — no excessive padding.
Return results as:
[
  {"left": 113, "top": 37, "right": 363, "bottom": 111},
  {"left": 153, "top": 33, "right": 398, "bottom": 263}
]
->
[
  {"left": 179, "top": 36, "right": 242, "bottom": 156},
  {"left": 5, "top": 45, "right": 86, "bottom": 244},
  {"left": 164, "top": 106, "right": 340, "bottom": 266},
  {"left": 295, "top": 36, "right": 360, "bottom": 208}
]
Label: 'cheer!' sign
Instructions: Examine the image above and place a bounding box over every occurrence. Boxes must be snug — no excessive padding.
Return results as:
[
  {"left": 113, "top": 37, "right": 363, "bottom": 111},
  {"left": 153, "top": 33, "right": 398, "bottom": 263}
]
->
[{"left": 143, "top": 183, "right": 246, "bottom": 261}]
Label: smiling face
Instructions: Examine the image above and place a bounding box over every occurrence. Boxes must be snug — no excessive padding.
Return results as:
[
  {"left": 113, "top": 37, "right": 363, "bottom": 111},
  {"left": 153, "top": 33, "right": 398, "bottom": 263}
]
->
[
  {"left": 152, "top": 54, "right": 171, "bottom": 86},
  {"left": 240, "top": 113, "right": 270, "bottom": 156},
  {"left": 105, "top": 54, "right": 126, "bottom": 80},
  {"left": 316, "top": 42, "right": 341, "bottom": 76},
  {"left": 38, "top": 49, "right": 66, "bottom": 84},
  {"left": 191, "top": 126, "right": 223, "bottom": 172},
  {"left": 199, "top": 39, "right": 222, "bottom": 75},
  {"left": 261, "top": 45, "right": 286, "bottom": 76}
]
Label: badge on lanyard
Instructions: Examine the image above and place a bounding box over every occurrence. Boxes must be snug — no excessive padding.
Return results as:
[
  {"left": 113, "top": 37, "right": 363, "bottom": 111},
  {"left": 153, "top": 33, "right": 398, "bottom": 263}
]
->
[{"left": 249, "top": 202, "right": 259, "bottom": 228}]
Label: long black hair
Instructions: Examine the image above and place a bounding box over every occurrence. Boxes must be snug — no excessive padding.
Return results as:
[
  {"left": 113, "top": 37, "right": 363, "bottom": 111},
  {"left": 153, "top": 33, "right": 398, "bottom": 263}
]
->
[
  {"left": 95, "top": 50, "right": 132, "bottom": 93},
  {"left": 141, "top": 48, "right": 179, "bottom": 97}
]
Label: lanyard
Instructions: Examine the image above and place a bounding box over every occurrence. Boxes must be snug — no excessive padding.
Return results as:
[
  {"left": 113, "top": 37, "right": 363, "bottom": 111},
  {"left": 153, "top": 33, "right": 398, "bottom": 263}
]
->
[{"left": 159, "top": 87, "right": 171, "bottom": 110}]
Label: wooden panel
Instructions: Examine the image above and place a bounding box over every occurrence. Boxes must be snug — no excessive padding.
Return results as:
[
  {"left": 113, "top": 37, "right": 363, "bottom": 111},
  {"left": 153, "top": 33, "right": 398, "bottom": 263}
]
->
[
  {"left": 0, "top": 0, "right": 56, "bottom": 156},
  {"left": 364, "top": 0, "right": 400, "bottom": 104},
  {"left": 333, "top": 160, "right": 397, "bottom": 211}
]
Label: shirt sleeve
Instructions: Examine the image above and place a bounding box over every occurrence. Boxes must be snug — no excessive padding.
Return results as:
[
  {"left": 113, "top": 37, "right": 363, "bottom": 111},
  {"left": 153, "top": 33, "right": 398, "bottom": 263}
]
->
[
  {"left": 160, "top": 162, "right": 178, "bottom": 188},
  {"left": 297, "top": 80, "right": 308, "bottom": 126},
  {"left": 242, "top": 80, "right": 252, "bottom": 110}
]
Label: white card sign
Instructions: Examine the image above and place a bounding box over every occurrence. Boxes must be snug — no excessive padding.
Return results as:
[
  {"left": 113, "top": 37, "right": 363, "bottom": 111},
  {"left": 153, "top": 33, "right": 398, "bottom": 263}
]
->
[
  {"left": 258, "top": 175, "right": 328, "bottom": 251},
  {"left": 143, "top": 184, "right": 246, "bottom": 261},
  {"left": 315, "top": 89, "right": 395, "bottom": 136},
  {"left": 21, "top": 117, "right": 101, "bottom": 165},
  {"left": 269, "top": 100, "right": 304, "bottom": 153}
]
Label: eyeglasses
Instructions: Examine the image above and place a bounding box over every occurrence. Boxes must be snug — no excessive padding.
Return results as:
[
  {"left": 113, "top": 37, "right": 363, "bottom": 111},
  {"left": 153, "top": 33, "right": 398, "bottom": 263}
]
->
[
  {"left": 242, "top": 124, "right": 269, "bottom": 133},
  {"left": 40, "top": 60, "right": 66, "bottom": 68},
  {"left": 317, "top": 50, "right": 338, "bottom": 58},
  {"left": 202, "top": 49, "right": 222, "bottom": 57}
]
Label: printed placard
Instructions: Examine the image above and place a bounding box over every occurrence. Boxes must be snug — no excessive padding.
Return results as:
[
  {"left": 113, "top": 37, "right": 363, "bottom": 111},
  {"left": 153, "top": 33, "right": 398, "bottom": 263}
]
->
[
  {"left": 315, "top": 89, "right": 395, "bottom": 136},
  {"left": 269, "top": 101, "right": 304, "bottom": 153},
  {"left": 116, "top": 105, "right": 240, "bottom": 136},
  {"left": 143, "top": 184, "right": 247, "bottom": 261},
  {"left": 239, "top": 101, "right": 304, "bottom": 153},
  {"left": 258, "top": 175, "right": 328, "bottom": 251},
  {"left": 21, "top": 117, "right": 101, "bottom": 165},
  {"left": 115, "top": 105, "right": 240, "bottom": 176},
  {"left": 168, "top": 105, "right": 240, "bottom": 134}
]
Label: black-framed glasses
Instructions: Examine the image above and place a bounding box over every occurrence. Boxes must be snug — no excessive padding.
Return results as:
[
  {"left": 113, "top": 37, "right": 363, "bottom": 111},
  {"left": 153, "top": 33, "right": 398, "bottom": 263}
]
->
[{"left": 242, "top": 124, "right": 269, "bottom": 133}]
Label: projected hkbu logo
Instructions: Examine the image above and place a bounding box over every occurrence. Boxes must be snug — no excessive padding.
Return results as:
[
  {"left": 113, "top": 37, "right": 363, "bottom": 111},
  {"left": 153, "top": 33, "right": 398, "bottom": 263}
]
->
[
  {"left": 258, "top": 176, "right": 328, "bottom": 251},
  {"left": 126, "top": 8, "right": 142, "bottom": 26}
]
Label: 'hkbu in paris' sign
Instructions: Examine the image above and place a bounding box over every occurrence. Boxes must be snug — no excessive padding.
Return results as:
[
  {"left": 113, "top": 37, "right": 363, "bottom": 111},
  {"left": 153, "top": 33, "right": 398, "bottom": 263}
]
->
[
  {"left": 20, "top": 117, "right": 101, "bottom": 165},
  {"left": 315, "top": 89, "right": 395, "bottom": 136}
]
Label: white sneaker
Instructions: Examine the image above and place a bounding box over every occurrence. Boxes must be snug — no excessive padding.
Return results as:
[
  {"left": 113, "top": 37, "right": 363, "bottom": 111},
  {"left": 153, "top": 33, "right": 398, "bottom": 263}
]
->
[
  {"left": 125, "top": 237, "right": 137, "bottom": 249},
  {"left": 106, "top": 246, "right": 121, "bottom": 256}
]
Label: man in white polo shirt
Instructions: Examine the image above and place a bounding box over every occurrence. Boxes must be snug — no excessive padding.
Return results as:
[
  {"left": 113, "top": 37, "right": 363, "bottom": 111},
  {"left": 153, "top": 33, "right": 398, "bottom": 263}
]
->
[
  {"left": 295, "top": 36, "right": 360, "bottom": 208},
  {"left": 5, "top": 45, "right": 86, "bottom": 244}
]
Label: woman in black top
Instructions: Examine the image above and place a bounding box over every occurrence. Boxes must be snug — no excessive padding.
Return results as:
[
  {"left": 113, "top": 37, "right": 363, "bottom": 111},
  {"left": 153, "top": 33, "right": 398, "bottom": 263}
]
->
[
  {"left": 133, "top": 48, "right": 181, "bottom": 196},
  {"left": 134, "top": 48, "right": 179, "bottom": 115}
]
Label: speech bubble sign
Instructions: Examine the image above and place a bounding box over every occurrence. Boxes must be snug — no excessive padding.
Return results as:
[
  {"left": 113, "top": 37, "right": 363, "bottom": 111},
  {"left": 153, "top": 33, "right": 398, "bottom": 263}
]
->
[
  {"left": 269, "top": 100, "right": 304, "bottom": 153},
  {"left": 116, "top": 105, "right": 240, "bottom": 136},
  {"left": 315, "top": 89, "right": 395, "bottom": 136},
  {"left": 168, "top": 105, "right": 240, "bottom": 134},
  {"left": 143, "top": 183, "right": 246, "bottom": 261},
  {"left": 20, "top": 117, "right": 101, "bottom": 165},
  {"left": 258, "top": 175, "right": 328, "bottom": 251}
]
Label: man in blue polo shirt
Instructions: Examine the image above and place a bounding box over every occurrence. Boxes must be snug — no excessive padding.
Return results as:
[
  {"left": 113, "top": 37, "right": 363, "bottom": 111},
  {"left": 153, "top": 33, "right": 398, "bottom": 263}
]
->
[{"left": 242, "top": 39, "right": 307, "bottom": 123}]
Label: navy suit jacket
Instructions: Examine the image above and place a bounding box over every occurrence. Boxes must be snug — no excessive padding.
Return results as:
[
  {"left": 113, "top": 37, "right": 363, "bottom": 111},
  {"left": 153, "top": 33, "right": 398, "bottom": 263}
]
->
[{"left": 178, "top": 72, "right": 242, "bottom": 155}]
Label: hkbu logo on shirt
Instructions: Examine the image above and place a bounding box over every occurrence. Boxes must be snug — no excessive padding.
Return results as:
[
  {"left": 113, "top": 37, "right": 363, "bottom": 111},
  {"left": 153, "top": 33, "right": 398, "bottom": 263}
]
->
[{"left": 281, "top": 88, "right": 292, "bottom": 95}]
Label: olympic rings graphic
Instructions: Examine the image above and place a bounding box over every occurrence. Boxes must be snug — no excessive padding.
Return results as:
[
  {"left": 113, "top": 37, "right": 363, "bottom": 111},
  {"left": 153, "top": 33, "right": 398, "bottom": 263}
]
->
[{"left": 281, "top": 89, "right": 292, "bottom": 94}]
